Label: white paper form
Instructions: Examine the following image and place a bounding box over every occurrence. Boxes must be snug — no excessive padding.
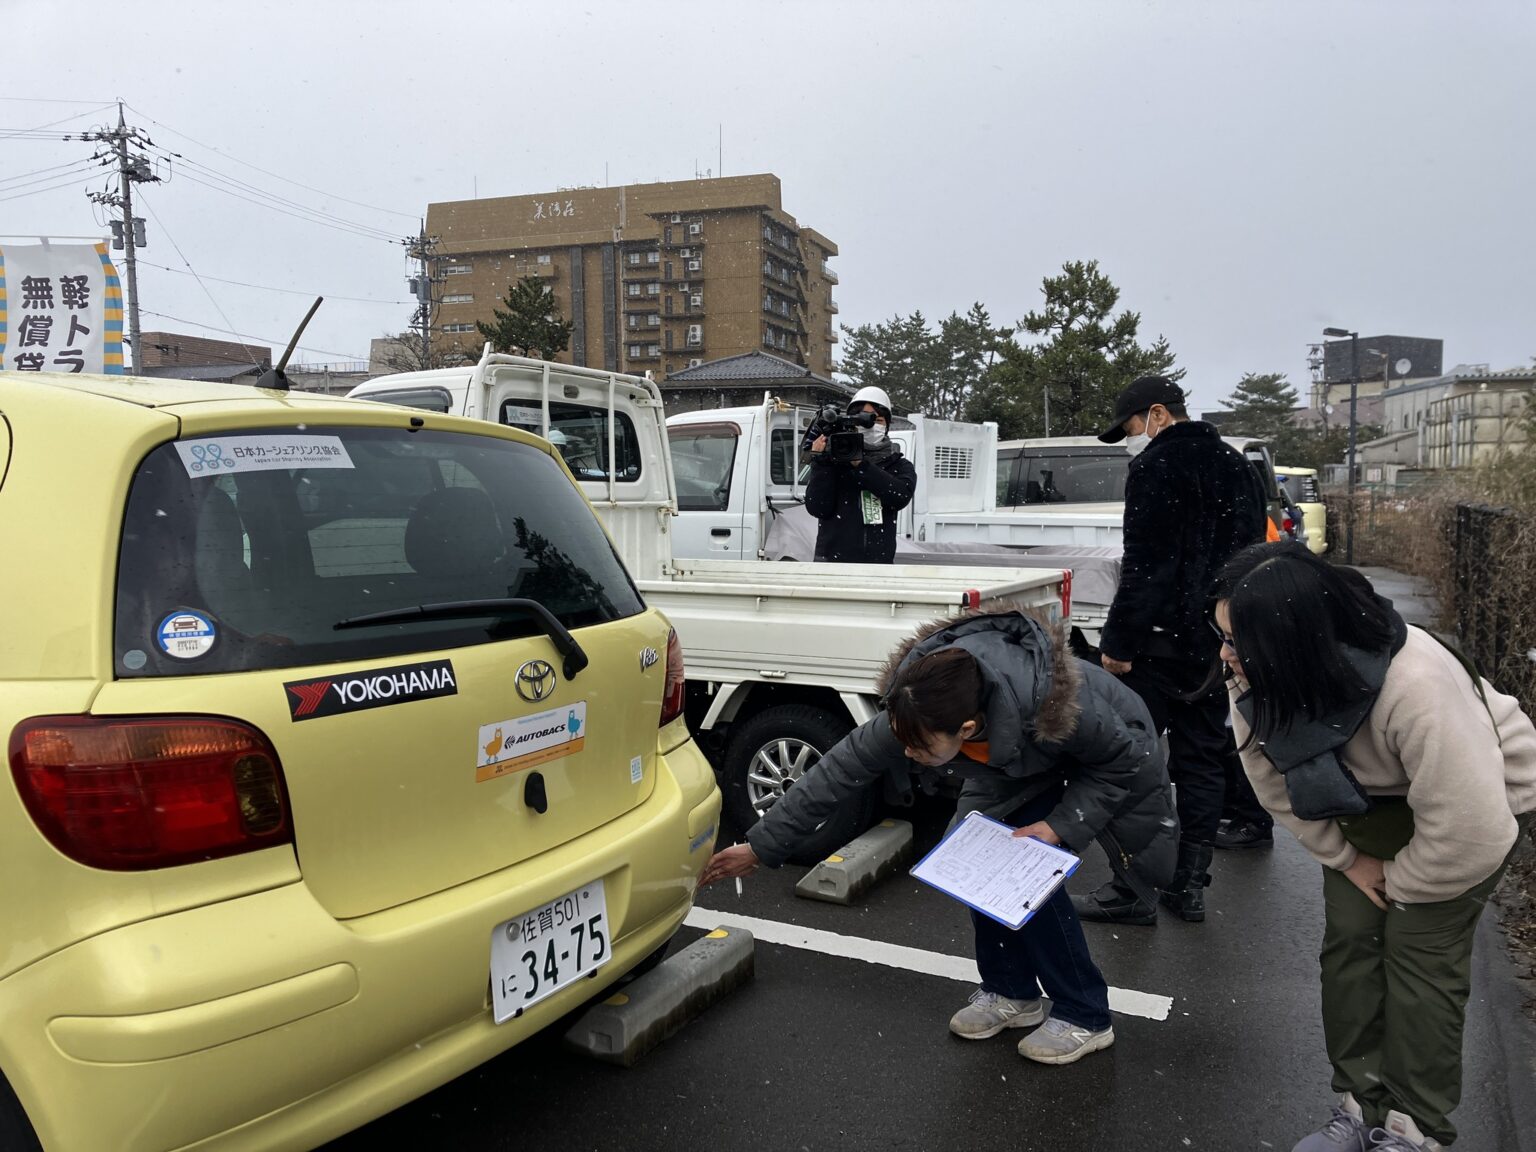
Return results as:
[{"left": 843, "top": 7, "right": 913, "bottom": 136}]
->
[{"left": 910, "top": 811, "right": 1081, "bottom": 929}]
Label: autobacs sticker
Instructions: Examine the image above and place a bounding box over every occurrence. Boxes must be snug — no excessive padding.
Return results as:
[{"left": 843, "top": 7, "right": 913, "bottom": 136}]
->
[
  {"left": 477, "top": 701, "right": 587, "bottom": 782},
  {"left": 284, "top": 659, "right": 457, "bottom": 721}
]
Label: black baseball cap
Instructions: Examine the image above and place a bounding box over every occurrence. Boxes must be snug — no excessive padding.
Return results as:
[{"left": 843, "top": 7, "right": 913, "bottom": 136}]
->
[{"left": 1098, "top": 376, "right": 1187, "bottom": 443}]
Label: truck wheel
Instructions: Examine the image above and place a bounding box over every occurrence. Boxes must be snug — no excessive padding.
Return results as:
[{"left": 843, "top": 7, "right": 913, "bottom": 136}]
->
[{"left": 721, "top": 705, "right": 875, "bottom": 865}]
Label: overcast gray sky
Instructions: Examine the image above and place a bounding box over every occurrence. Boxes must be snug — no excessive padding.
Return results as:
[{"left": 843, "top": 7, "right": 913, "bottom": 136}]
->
[{"left": 4, "top": 0, "right": 1532, "bottom": 410}]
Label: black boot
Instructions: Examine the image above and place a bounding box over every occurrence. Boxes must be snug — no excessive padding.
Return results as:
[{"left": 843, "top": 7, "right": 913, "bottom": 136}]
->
[
  {"left": 1072, "top": 880, "right": 1157, "bottom": 926},
  {"left": 1159, "top": 841, "right": 1214, "bottom": 922}
]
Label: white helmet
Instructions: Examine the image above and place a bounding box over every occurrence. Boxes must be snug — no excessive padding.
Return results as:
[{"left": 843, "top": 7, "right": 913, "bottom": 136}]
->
[
  {"left": 848, "top": 385, "right": 893, "bottom": 421},
  {"left": 545, "top": 428, "right": 568, "bottom": 447}
]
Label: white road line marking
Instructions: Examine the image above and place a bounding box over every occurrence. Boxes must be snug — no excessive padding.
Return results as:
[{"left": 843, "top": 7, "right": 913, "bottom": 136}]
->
[{"left": 684, "top": 907, "right": 1173, "bottom": 1022}]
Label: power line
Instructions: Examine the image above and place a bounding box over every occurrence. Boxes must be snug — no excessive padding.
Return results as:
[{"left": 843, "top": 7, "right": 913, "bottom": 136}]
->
[
  {"left": 158, "top": 154, "right": 402, "bottom": 241},
  {"left": 139, "top": 310, "right": 368, "bottom": 363},
  {"left": 0, "top": 156, "right": 103, "bottom": 188},
  {"left": 133, "top": 133, "right": 402, "bottom": 240},
  {"left": 136, "top": 259, "right": 409, "bottom": 305},
  {"left": 0, "top": 171, "right": 109, "bottom": 204},
  {"left": 171, "top": 170, "right": 402, "bottom": 244},
  {"left": 0, "top": 97, "right": 118, "bottom": 105},
  {"left": 136, "top": 189, "right": 261, "bottom": 369},
  {"left": 0, "top": 159, "right": 103, "bottom": 194},
  {"left": 123, "top": 103, "right": 417, "bottom": 221},
  {"left": 0, "top": 102, "right": 116, "bottom": 142}
]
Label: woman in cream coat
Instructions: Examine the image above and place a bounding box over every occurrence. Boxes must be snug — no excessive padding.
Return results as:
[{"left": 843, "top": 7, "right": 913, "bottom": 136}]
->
[{"left": 1210, "top": 542, "right": 1536, "bottom": 1152}]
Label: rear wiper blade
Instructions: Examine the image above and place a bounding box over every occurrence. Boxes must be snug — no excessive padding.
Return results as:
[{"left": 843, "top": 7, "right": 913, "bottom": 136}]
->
[{"left": 333, "top": 598, "right": 589, "bottom": 679}]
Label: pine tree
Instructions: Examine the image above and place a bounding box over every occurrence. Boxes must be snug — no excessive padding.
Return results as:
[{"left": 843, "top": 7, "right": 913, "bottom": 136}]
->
[
  {"left": 476, "top": 277, "right": 574, "bottom": 359},
  {"left": 1222, "top": 372, "right": 1300, "bottom": 441},
  {"left": 965, "top": 260, "right": 1180, "bottom": 439}
]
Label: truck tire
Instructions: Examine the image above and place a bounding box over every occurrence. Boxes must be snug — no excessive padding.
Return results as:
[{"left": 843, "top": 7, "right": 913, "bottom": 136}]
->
[{"left": 721, "top": 705, "right": 876, "bottom": 866}]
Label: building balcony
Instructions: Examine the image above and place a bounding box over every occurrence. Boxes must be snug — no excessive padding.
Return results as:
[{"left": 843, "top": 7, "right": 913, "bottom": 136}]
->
[
  {"left": 761, "top": 228, "right": 802, "bottom": 258},
  {"left": 821, "top": 263, "right": 838, "bottom": 284},
  {"left": 661, "top": 232, "right": 706, "bottom": 248},
  {"left": 827, "top": 296, "right": 839, "bottom": 314}
]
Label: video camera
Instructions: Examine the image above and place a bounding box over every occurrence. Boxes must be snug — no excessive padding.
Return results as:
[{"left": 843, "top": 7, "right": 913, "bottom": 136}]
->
[{"left": 802, "top": 403, "right": 879, "bottom": 462}]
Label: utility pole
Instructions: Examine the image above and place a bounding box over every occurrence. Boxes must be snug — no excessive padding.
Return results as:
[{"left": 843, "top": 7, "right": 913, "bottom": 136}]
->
[
  {"left": 84, "top": 103, "right": 159, "bottom": 372},
  {"left": 405, "top": 223, "right": 440, "bottom": 369}
]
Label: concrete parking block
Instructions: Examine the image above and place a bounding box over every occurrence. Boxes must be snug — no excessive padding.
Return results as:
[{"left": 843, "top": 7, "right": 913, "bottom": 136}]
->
[
  {"left": 794, "top": 818, "right": 915, "bottom": 905},
  {"left": 563, "top": 925, "right": 755, "bottom": 1066}
]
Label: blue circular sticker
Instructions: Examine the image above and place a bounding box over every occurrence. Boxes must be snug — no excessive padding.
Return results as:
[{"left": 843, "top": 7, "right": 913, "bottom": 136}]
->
[{"left": 156, "top": 610, "right": 217, "bottom": 660}]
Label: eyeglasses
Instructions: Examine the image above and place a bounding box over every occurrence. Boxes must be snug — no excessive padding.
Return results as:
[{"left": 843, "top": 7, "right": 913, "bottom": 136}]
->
[{"left": 1208, "top": 617, "right": 1239, "bottom": 655}]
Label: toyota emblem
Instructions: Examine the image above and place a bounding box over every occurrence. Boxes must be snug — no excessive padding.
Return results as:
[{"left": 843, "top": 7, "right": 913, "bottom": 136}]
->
[{"left": 514, "top": 659, "right": 557, "bottom": 703}]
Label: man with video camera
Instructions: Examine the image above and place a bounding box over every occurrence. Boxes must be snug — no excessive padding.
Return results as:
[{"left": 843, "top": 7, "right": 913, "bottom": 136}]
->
[{"left": 805, "top": 386, "right": 917, "bottom": 564}]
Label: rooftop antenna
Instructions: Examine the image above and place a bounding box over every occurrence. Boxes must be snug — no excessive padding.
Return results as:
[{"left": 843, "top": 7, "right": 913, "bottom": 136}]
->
[{"left": 255, "top": 296, "right": 323, "bottom": 392}]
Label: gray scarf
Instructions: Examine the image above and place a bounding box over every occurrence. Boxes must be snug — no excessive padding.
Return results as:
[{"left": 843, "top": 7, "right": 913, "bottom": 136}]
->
[{"left": 1234, "top": 606, "right": 1408, "bottom": 821}]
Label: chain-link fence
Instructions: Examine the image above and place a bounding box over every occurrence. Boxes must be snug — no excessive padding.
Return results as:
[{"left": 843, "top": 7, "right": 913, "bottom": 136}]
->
[{"left": 1452, "top": 502, "right": 1536, "bottom": 715}]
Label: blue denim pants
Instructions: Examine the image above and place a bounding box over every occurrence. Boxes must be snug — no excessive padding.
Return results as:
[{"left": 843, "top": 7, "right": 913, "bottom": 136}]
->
[{"left": 968, "top": 784, "right": 1113, "bottom": 1031}]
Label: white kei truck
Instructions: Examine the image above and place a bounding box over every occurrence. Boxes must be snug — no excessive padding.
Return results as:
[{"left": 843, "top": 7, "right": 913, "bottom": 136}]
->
[
  {"left": 663, "top": 399, "right": 1125, "bottom": 647},
  {"left": 347, "top": 352, "right": 1072, "bottom": 859}
]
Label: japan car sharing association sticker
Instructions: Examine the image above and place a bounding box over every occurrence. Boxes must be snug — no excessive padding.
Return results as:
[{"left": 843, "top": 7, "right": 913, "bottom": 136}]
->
[{"left": 156, "top": 610, "right": 217, "bottom": 659}]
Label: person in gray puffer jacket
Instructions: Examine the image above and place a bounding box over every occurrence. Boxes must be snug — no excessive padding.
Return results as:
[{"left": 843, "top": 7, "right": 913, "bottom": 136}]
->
[{"left": 701, "top": 606, "right": 1178, "bottom": 1066}]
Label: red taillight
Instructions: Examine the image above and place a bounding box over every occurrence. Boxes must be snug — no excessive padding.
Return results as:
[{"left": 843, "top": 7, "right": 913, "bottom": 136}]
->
[
  {"left": 1283, "top": 517, "right": 1296, "bottom": 535},
  {"left": 1060, "top": 568, "right": 1073, "bottom": 619},
  {"left": 9, "top": 715, "right": 292, "bottom": 871},
  {"left": 660, "top": 628, "right": 686, "bottom": 727}
]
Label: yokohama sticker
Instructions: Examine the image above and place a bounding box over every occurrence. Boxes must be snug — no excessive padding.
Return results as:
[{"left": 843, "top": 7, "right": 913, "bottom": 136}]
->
[{"left": 284, "top": 659, "right": 457, "bottom": 721}]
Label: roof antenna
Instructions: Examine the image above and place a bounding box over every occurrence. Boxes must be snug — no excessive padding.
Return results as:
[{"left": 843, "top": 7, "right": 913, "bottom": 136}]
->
[{"left": 255, "top": 296, "right": 323, "bottom": 392}]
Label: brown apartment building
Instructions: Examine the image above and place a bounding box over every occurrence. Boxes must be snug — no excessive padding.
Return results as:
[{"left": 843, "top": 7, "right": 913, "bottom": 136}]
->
[{"left": 424, "top": 173, "right": 838, "bottom": 381}]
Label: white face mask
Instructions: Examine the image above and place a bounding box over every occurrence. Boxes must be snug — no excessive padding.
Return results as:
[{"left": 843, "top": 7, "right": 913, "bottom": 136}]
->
[
  {"left": 862, "top": 425, "right": 887, "bottom": 449},
  {"left": 1123, "top": 409, "right": 1162, "bottom": 457}
]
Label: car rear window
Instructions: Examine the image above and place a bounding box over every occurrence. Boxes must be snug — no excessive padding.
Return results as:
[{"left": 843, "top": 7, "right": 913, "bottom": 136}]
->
[
  {"left": 500, "top": 400, "right": 643, "bottom": 484},
  {"left": 114, "top": 425, "right": 644, "bottom": 678},
  {"left": 1278, "top": 473, "right": 1321, "bottom": 503},
  {"left": 1019, "top": 453, "right": 1129, "bottom": 504}
]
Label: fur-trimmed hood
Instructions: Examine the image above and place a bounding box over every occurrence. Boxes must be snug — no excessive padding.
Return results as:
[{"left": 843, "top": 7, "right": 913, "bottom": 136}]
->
[{"left": 876, "top": 602, "right": 1083, "bottom": 750}]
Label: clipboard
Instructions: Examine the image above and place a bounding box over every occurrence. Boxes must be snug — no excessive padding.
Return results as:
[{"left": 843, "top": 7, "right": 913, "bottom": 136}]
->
[{"left": 910, "top": 811, "right": 1081, "bottom": 930}]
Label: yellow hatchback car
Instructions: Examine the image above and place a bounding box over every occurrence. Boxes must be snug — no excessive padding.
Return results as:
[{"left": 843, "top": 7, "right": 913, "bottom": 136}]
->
[{"left": 0, "top": 371, "right": 720, "bottom": 1151}]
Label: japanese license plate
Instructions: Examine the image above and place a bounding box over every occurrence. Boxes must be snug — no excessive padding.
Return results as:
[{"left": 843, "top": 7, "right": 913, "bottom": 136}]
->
[{"left": 490, "top": 879, "right": 610, "bottom": 1023}]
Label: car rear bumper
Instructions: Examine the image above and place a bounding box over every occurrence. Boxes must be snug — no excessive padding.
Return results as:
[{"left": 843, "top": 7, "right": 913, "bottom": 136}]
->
[{"left": 1, "top": 741, "right": 721, "bottom": 1152}]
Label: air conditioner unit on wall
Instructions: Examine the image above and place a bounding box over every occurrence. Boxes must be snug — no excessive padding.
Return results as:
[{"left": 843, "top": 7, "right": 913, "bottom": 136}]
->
[
  {"left": 688, "top": 358, "right": 703, "bottom": 368},
  {"left": 690, "top": 294, "right": 703, "bottom": 307},
  {"left": 687, "top": 259, "right": 701, "bottom": 272},
  {"left": 670, "top": 214, "right": 682, "bottom": 223}
]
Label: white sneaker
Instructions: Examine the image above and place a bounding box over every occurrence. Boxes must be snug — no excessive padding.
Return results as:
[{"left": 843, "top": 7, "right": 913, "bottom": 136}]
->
[
  {"left": 947, "top": 988, "right": 1046, "bottom": 1039},
  {"left": 1290, "top": 1094, "right": 1371, "bottom": 1152},
  {"left": 1373, "top": 1111, "right": 1444, "bottom": 1151},
  {"left": 1016, "top": 1016, "right": 1115, "bottom": 1065}
]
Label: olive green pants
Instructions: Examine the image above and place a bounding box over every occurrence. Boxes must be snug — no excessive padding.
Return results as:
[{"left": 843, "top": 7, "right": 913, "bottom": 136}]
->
[{"left": 1320, "top": 814, "right": 1528, "bottom": 1145}]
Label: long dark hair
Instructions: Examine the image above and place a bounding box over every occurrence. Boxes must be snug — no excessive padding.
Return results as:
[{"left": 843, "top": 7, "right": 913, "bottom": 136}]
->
[
  {"left": 884, "top": 647, "right": 983, "bottom": 752},
  {"left": 1212, "top": 541, "right": 1395, "bottom": 743}
]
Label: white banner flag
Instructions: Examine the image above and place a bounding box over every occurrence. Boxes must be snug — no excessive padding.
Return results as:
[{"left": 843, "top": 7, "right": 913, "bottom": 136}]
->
[{"left": 0, "top": 241, "right": 124, "bottom": 375}]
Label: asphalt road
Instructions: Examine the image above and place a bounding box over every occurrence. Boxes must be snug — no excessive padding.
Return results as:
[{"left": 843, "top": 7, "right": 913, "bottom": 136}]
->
[{"left": 327, "top": 804, "right": 1533, "bottom": 1151}]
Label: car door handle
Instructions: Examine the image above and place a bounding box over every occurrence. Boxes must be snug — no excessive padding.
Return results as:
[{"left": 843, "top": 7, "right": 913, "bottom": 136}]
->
[{"left": 711, "top": 528, "right": 732, "bottom": 537}]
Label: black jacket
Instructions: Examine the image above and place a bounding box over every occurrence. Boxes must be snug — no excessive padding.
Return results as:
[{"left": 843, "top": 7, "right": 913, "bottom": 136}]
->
[
  {"left": 1101, "top": 421, "right": 1267, "bottom": 664},
  {"left": 804, "top": 445, "right": 917, "bottom": 564},
  {"left": 745, "top": 609, "right": 1178, "bottom": 893}
]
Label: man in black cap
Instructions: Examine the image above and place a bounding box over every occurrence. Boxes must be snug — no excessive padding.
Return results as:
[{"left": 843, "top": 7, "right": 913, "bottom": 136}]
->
[{"left": 1073, "top": 376, "right": 1267, "bottom": 925}]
